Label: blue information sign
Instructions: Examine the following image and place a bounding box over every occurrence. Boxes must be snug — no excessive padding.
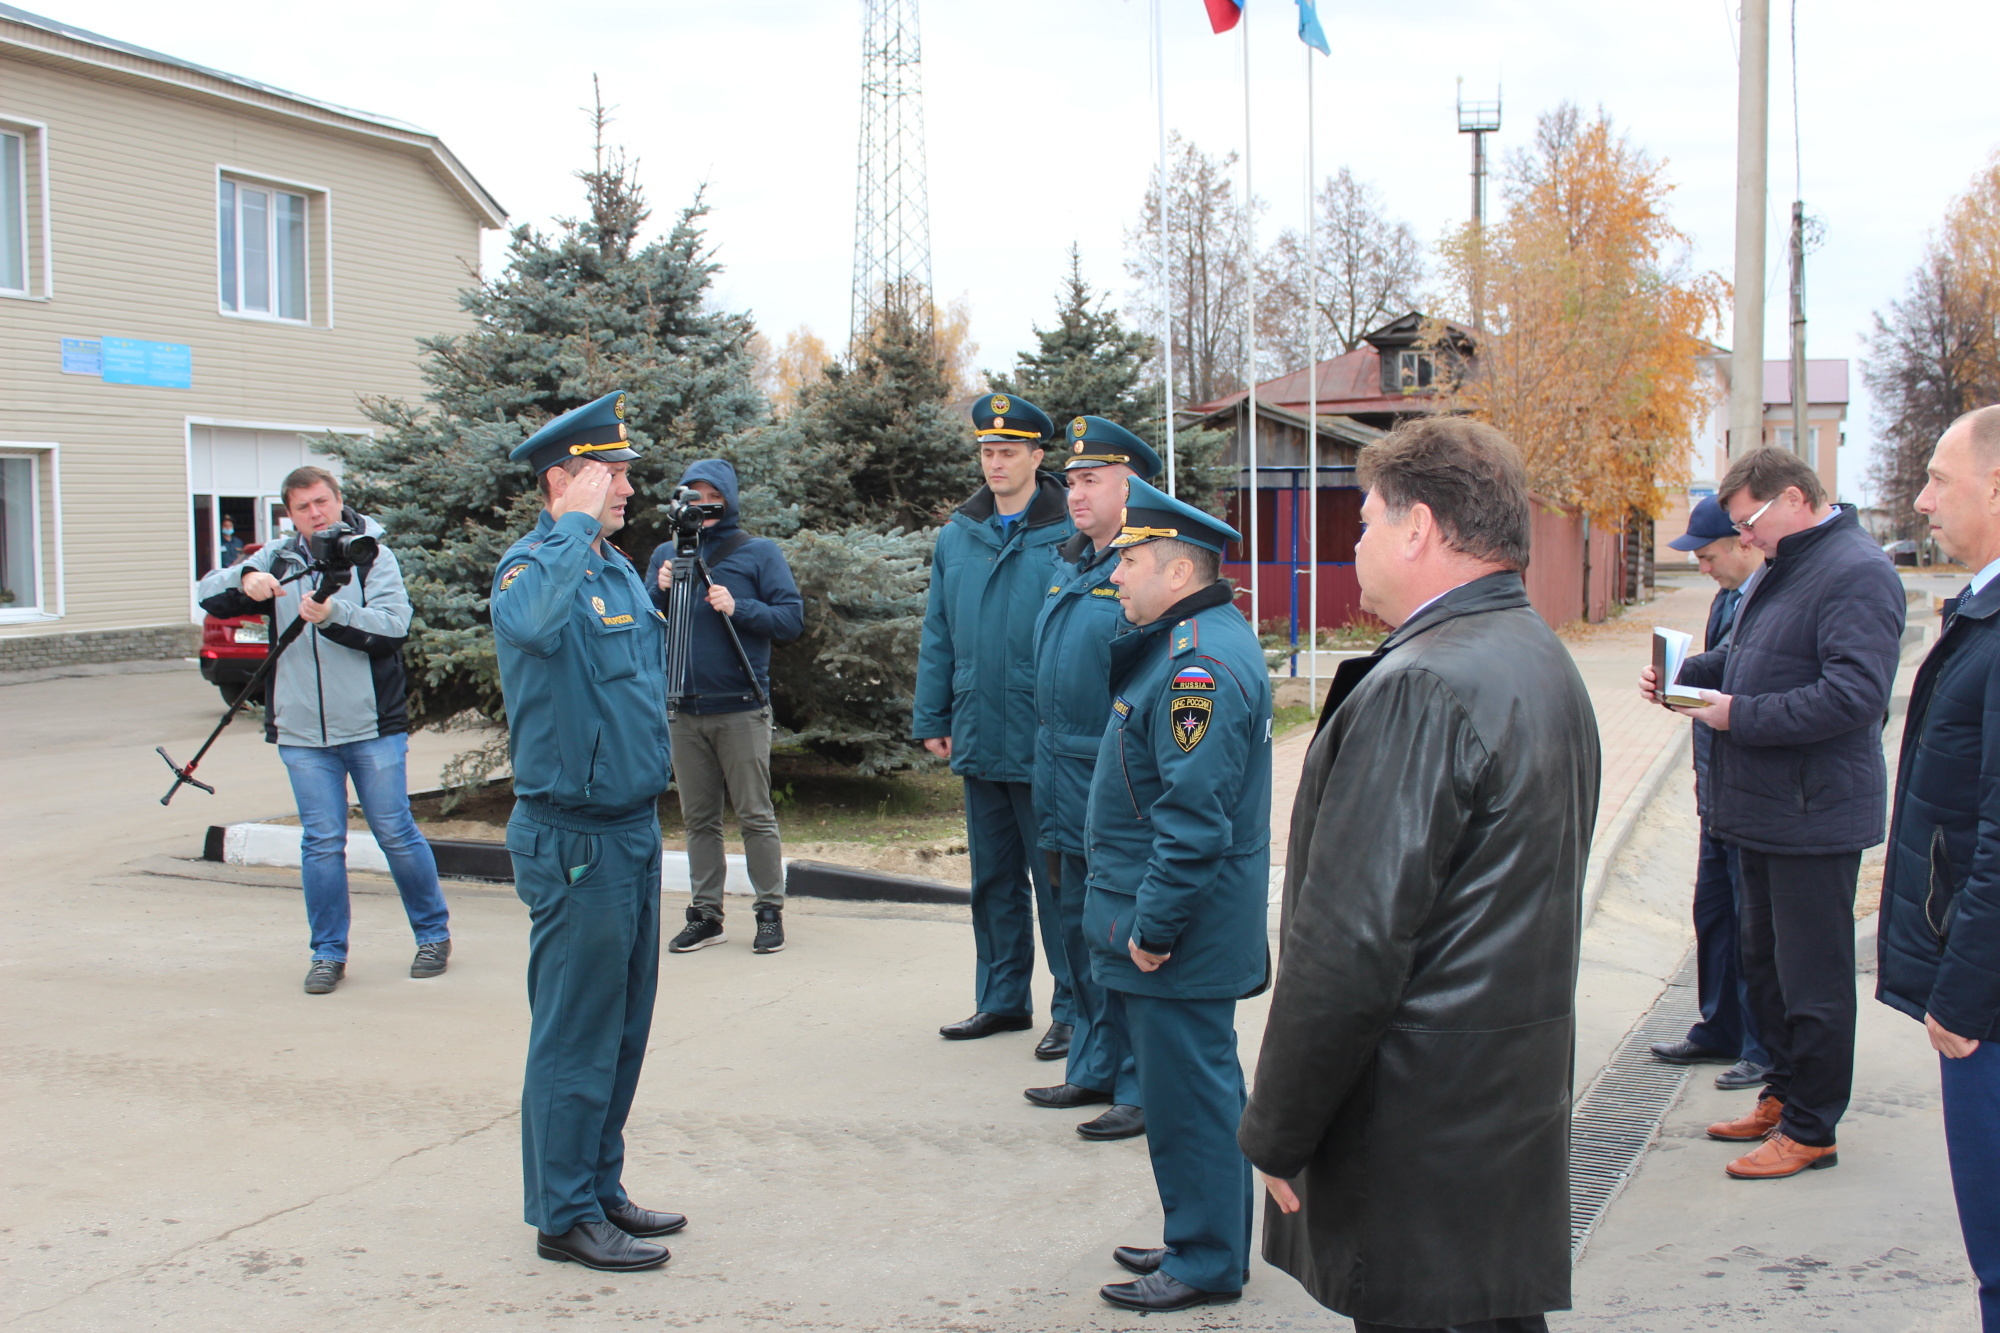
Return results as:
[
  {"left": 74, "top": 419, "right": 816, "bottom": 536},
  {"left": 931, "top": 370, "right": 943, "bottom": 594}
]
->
[{"left": 101, "top": 338, "right": 192, "bottom": 389}]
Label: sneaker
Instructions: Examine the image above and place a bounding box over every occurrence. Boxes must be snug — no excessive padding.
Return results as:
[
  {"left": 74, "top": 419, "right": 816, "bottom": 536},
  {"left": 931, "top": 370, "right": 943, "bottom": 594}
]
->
[
  {"left": 752, "top": 906, "right": 785, "bottom": 954},
  {"left": 411, "top": 939, "right": 452, "bottom": 979},
  {"left": 303, "top": 959, "right": 345, "bottom": 994},
  {"left": 669, "top": 908, "right": 727, "bottom": 953}
]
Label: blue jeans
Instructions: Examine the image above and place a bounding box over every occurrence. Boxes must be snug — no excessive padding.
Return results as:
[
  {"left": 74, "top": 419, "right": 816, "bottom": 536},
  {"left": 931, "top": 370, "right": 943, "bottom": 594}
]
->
[
  {"left": 1943, "top": 1040, "right": 2000, "bottom": 1332},
  {"left": 278, "top": 732, "right": 449, "bottom": 962}
]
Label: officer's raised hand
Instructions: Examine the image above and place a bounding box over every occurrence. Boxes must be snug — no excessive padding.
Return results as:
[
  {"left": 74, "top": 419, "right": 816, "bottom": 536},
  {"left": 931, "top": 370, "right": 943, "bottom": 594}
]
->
[{"left": 550, "top": 460, "right": 614, "bottom": 523}]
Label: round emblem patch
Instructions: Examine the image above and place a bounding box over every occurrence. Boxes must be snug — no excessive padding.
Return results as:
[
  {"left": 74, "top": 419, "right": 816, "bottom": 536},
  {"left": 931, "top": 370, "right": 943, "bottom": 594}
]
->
[
  {"left": 591, "top": 596, "right": 606, "bottom": 614},
  {"left": 990, "top": 394, "right": 1010, "bottom": 416},
  {"left": 1073, "top": 417, "right": 1088, "bottom": 438},
  {"left": 613, "top": 393, "right": 627, "bottom": 419}
]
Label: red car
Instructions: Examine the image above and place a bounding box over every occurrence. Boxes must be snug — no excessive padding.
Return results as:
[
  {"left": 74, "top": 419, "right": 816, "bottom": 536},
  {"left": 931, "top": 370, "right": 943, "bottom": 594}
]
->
[{"left": 197, "top": 542, "right": 269, "bottom": 705}]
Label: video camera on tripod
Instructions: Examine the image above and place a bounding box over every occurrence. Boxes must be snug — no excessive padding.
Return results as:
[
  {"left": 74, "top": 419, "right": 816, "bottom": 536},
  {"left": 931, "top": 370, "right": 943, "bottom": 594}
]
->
[
  {"left": 655, "top": 487, "right": 767, "bottom": 719},
  {"left": 154, "top": 520, "right": 376, "bottom": 805}
]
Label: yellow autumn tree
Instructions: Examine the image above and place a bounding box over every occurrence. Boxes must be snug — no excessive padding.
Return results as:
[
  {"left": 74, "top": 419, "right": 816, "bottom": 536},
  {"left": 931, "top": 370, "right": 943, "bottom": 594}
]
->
[{"left": 1435, "top": 104, "right": 1724, "bottom": 522}]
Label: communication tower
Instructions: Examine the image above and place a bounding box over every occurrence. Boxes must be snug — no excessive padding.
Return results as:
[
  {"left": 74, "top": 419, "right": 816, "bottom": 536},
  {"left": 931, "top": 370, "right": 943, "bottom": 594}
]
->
[{"left": 850, "top": 0, "right": 934, "bottom": 350}]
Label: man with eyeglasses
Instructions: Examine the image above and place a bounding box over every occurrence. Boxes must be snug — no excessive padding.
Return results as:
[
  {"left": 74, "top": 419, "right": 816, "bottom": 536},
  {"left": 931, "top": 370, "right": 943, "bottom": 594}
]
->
[{"left": 1640, "top": 445, "right": 1904, "bottom": 1180}]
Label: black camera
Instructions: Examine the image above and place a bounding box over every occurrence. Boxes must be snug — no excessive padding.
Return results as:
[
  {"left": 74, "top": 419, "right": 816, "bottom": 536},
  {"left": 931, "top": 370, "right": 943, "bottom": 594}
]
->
[
  {"left": 307, "top": 521, "right": 378, "bottom": 571},
  {"left": 661, "top": 485, "right": 727, "bottom": 539}
]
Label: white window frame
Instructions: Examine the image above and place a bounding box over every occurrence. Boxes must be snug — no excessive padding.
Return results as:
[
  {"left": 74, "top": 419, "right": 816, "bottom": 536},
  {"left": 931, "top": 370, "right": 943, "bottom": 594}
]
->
[
  {"left": 215, "top": 167, "right": 333, "bottom": 327},
  {"left": 0, "top": 115, "right": 53, "bottom": 301},
  {"left": 0, "top": 443, "right": 63, "bottom": 625}
]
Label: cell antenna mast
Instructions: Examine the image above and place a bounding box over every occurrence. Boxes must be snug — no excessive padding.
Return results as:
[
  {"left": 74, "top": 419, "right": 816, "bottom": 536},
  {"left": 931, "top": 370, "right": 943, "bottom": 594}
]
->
[
  {"left": 1456, "top": 80, "right": 1501, "bottom": 229},
  {"left": 850, "top": 0, "right": 934, "bottom": 351}
]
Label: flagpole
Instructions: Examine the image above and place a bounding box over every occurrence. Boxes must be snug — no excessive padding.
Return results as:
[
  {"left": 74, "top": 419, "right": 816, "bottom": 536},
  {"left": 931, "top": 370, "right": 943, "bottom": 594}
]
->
[
  {"left": 1305, "top": 41, "right": 1319, "bottom": 704},
  {"left": 1241, "top": 4, "right": 1260, "bottom": 641},
  {"left": 1154, "top": 0, "right": 1177, "bottom": 494}
]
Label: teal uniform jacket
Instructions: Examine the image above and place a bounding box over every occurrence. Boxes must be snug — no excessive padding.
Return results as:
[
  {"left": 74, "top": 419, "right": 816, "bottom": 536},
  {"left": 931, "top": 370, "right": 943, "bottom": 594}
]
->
[
  {"left": 1032, "top": 532, "right": 1131, "bottom": 854},
  {"left": 491, "top": 509, "right": 671, "bottom": 818},
  {"left": 912, "top": 474, "right": 1074, "bottom": 782},
  {"left": 1084, "top": 581, "right": 1272, "bottom": 1000}
]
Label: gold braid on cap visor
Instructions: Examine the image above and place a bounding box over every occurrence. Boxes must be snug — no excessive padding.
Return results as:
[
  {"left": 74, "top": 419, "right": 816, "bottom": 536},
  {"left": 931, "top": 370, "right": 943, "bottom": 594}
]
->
[
  {"left": 1111, "top": 524, "right": 1181, "bottom": 547},
  {"left": 977, "top": 427, "right": 1047, "bottom": 441},
  {"left": 567, "top": 440, "right": 631, "bottom": 456},
  {"left": 1067, "top": 452, "right": 1131, "bottom": 465}
]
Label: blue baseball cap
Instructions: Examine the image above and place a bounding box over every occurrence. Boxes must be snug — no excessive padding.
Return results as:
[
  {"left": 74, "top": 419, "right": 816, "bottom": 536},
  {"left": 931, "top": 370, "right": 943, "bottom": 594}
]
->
[{"left": 1669, "top": 496, "right": 1737, "bottom": 552}]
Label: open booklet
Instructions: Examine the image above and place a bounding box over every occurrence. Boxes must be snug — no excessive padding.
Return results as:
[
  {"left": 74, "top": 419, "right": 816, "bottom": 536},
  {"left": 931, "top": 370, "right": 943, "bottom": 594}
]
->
[{"left": 1652, "top": 628, "right": 1708, "bottom": 708}]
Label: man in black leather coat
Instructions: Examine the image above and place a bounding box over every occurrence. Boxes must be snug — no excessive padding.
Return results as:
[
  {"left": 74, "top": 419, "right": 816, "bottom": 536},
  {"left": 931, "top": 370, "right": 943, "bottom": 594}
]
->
[{"left": 1239, "top": 419, "right": 1600, "bottom": 1333}]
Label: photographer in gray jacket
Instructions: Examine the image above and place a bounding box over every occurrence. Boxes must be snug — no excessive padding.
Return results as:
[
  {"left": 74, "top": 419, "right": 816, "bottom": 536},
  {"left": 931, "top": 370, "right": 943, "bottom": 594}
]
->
[{"left": 198, "top": 466, "right": 449, "bottom": 995}]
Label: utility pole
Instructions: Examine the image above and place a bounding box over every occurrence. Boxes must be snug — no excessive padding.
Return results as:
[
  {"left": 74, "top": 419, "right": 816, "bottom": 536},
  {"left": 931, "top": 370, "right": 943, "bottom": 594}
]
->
[
  {"left": 850, "top": 0, "right": 933, "bottom": 352},
  {"left": 1787, "top": 201, "right": 1809, "bottom": 462},
  {"left": 1457, "top": 79, "right": 1501, "bottom": 330},
  {"left": 1728, "top": 0, "right": 1770, "bottom": 460}
]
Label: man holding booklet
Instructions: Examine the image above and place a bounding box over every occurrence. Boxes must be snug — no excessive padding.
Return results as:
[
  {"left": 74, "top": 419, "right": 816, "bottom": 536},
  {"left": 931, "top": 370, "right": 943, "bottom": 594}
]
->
[
  {"left": 1648, "top": 498, "right": 1771, "bottom": 1092},
  {"left": 1640, "top": 447, "right": 1903, "bottom": 1180}
]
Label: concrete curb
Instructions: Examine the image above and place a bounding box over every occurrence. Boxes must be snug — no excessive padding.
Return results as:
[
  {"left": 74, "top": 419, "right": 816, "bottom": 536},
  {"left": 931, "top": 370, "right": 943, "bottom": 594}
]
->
[
  {"left": 200, "top": 822, "right": 970, "bottom": 905},
  {"left": 1582, "top": 724, "right": 1691, "bottom": 925}
]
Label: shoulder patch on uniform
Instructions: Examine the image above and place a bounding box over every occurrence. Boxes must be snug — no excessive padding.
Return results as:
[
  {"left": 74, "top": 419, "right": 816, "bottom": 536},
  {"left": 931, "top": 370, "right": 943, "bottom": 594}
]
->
[
  {"left": 1171, "top": 666, "right": 1215, "bottom": 691},
  {"left": 1112, "top": 696, "right": 1133, "bottom": 719},
  {"left": 1170, "top": 696, "right": 1213, "bottom": 752},
  {"left": 1170, "top": 618, "right": 1198, "bottom": 656},
  {"left": 499, "top": 564, "right": 528, "bottom": 590}
]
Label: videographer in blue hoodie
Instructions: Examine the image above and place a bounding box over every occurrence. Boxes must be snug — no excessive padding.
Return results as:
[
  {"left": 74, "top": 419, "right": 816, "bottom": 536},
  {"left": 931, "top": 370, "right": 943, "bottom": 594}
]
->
[{"left": 646, "top": 460, "right": 804, "bottom": 956}]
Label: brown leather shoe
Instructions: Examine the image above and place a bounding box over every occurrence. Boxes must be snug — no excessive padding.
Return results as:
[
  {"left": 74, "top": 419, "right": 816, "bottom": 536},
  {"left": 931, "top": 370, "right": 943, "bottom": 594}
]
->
[
  {"left": 1706, "top": 1094, "right": 1784, "bottom": 1141},
  {"left": 1725, "top": 1132, "right": 1837, "bottom": 1179}
]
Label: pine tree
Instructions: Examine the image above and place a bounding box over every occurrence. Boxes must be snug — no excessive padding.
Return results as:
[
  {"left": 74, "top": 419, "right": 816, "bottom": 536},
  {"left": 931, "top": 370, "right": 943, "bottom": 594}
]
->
[
  {"left": 316, "top": 119, "right": 763, "bottom": 767},
  {"left": 989, "top": 249, "right": 1232, "bottom": 517}
]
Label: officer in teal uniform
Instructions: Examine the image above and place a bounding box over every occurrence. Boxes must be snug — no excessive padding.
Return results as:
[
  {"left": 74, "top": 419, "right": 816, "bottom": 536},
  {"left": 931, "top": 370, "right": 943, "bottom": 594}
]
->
[
  {"left": 1024, "top": 417, "right": 1162, "bottom": 1141},
  {"left": 492, "top": 391, "right": 688, "bottom": 1273},
  {"left": 914, "top": 392, "right": 1078, "bottom": 1054},
  {"left": 1085, "top": 477, "right": 1272, "bottom": 1313}
]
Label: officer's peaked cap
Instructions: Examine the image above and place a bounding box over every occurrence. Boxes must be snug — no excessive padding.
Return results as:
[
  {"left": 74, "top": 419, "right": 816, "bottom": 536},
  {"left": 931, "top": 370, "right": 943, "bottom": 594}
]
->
[
  {"left": 1111, "top": 476, "right": 1241, "bottom": 555},
  {"left": 970, "top": 392, "right": 1054, "bottom": 445},
  {"left": 510, "top": 391, "right": 640, "bottom": 472},
  {"left": 1064, "top": 416, "right": 1162, "bottom": 481}
]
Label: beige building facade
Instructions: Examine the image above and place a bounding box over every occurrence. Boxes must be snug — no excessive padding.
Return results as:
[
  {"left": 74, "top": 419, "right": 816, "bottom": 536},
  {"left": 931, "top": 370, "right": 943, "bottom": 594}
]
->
[{"left": 0, "top": 5, "right": 503, "bottom": 667}]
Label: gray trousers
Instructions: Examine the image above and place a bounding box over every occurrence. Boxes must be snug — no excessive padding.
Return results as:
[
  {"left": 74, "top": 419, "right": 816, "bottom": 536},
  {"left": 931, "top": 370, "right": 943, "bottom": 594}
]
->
[{"left": 669, "top": 708, "right": 783, "bottom": 916}]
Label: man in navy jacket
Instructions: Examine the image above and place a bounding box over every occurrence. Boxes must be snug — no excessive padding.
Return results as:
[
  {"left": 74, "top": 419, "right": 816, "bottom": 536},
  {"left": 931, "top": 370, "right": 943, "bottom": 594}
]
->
[
  {"left": 1645, "top": 446, "right": 1904, "bottom": 1179},
  {"left": 647, "top": 460, "right": 804, "bottom": 956},
  {"left": 1879, "top": 405, "right": 2000, "bottom": 1332}
]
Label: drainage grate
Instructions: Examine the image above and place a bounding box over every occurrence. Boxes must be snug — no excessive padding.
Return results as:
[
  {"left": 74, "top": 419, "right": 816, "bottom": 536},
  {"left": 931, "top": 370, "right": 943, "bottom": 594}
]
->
[{"left": 1569, "top": 947, "right": 1703, "bottom": 1262}]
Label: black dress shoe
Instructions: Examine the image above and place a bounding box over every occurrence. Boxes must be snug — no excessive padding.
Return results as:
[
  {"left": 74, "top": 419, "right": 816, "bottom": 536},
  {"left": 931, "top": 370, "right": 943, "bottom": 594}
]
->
[
  {"left": 1715, "top": 1058, "right": 1773, "bottom": 1090},
  {"left": 1649, "top": 1038, "right": 1733, "bottom": 1065},
  {"left": 1114, "top": 1245, "right": 1165, "bottom": 1275},
  {"left": 1035, "top": 1021, "right": 1073, "bottom": 1060},
  {"left": 939, "top": 1012, "right": 1034, "bottom": 1040},
  {"left": 604, "top": 1199, "right": 688, "bottom": 1237},
  {"left": 1099, "top": 1271, "right": 1240, "bottom": 1311},
  {"left": 1077, "top": 1104, "right": 1146, "bottom": 1140},
  {"left": 1024, "top": 1082, "right": 1112, "bottom": 1109},
  {"left": 535, "top": 1219, "right": 670, "bottom": 1271}
]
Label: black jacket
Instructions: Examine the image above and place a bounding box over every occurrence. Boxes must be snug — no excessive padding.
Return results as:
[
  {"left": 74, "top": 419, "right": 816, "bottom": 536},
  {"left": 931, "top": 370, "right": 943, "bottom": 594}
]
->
[
  {"left": 1239, "top": 573, "right": 1601, "bottom": 1328},
  {"left": 645, "top": 460, "right": 804, "bottom": 714},
  {"left": 1677, "top": 506, "right": 1905, "bottom": 855},
  {"left": 1878, "top": 577, "right": 2000, "bottom": 1040}
]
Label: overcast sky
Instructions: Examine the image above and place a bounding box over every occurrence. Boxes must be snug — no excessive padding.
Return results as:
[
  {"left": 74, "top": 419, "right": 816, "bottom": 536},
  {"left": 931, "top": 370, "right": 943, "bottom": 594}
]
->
[{"left": 46, "top": 0, "right": 2000, "bottom": 502}]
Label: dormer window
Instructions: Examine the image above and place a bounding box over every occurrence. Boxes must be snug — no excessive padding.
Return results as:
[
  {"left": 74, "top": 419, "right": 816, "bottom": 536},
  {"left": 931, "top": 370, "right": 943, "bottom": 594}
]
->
[{"left": 1396, "top": 350, "right": 1436, "bottom": 393}]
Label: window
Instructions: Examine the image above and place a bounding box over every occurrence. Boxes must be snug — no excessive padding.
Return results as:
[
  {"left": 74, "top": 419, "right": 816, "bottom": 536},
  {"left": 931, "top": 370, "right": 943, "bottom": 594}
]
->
[
  {"left": 219, "top": 178, "right": 308, "bottom": 320},
  {"left": 1396, "top": 350, "right": 1436, "bottom": 393},
  {"left": 0, "top": 454, "right": 42, "bottom": 616},
  {"left": 1, "top": 129, "right": 24, "bottom": 295}
]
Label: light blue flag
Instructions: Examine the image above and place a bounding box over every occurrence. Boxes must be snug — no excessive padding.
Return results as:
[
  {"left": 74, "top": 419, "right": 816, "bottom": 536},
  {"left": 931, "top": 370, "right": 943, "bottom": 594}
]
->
[{"left": 1296, "top": 0, "right": 1331, "bottom": 53}]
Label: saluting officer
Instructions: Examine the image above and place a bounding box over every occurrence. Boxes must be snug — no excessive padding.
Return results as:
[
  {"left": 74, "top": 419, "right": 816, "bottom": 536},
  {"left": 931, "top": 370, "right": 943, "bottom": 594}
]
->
[
  {"left": 1085, "top": 478, "right": 1272, "bottom": 1313},
  {"left": 915, "top": 393, "right": 1077, "bottom": 1055},
  {"left": 1024, "top": 417, "right": 1162, "bottom": 1141},
  {"left": 491, "top": 391, "right": 688, "bottom": 1274}
]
